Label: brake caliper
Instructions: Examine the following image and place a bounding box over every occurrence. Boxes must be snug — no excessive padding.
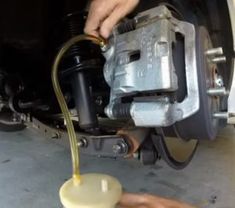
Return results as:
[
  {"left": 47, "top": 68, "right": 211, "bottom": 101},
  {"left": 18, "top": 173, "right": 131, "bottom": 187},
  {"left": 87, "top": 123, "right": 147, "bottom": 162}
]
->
[{"left": 103, "top": 5, "right": 199, "bottom": 127}]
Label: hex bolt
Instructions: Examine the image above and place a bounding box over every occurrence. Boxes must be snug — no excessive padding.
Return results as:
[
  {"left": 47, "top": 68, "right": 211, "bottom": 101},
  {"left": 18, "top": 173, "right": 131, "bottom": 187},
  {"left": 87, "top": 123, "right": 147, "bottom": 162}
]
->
[
  {"left": 205, "top": 47, "right": 223, "bottom": 56},
  {"left": 215, "top": 76, "right": 224, "bottom": 88},
  {"left": 77, "top": 138, "right": 88, "bottom": 148},
  {"left": 112, "top": 144, "right": 123, "bottom": 154},
  {"left": 211, "top": 56, "right": 226, "bottom": 64},
  {"left": 112, "top": 141, "right": 129, "bottom": 154}
]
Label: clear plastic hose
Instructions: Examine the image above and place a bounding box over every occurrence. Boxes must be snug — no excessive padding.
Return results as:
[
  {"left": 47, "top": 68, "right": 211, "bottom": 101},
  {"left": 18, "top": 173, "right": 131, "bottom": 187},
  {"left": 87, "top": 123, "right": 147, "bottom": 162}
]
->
[{"left": 51, "top": 34, "right": 106, "bottom": 184}]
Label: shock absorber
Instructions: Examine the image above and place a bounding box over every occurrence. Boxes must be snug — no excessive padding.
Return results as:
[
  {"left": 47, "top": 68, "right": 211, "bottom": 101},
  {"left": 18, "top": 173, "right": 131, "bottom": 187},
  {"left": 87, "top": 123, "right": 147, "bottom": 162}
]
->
[{"left": 63, "top": 12, "right": 99, "bottom": 133}]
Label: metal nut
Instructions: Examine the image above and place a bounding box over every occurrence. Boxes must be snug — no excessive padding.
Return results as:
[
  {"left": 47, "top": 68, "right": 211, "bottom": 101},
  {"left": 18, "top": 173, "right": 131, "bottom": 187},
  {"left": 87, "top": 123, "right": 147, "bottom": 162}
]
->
[
  {"left": 77, "top": 138, "right": 88, "bottom": 148},
  {"left": 112, "top": 144, "right": 123, "bottom": 154}
]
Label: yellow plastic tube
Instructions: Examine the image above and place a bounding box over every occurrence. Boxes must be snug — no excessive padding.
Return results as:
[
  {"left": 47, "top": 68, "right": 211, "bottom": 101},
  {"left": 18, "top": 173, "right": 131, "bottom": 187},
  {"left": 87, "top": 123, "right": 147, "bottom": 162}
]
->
[
  {"left": 51, "top": 34, "right": 106, "bottom": 184},
  {"left": 52, "top": 35, "right": 122, "bottom": 208}
]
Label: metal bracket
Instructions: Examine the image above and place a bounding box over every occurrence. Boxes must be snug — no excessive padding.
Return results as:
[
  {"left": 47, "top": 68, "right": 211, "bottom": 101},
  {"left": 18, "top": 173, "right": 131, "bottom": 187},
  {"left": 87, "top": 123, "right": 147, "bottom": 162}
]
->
[
  {"left": 24, "top": 116, "right": 130, "bottom": 158},
  {"left": 78, "top": 135, "right": 129, "bottom": 158},
  {"left": 227, "top": 0, "right": 235, "bottom": 51},
  {"left": 226, "top": 0, "right": 235, "bottom": 124},
  {"left": 130, "top": 18, "right": 199, "bottom": 127},
  {"left": 228, "top": 59, "right": 235, "bottom": 124},
  {"left": 151, "top": 133, "right": 198, "bottom": 170}
]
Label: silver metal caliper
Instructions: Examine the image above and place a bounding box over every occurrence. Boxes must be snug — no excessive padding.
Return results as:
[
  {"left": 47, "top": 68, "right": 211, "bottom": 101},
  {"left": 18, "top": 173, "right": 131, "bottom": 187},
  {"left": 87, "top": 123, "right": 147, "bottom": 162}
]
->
[{"left": 102, "top": 5, "right": 199, "bottom": 127}]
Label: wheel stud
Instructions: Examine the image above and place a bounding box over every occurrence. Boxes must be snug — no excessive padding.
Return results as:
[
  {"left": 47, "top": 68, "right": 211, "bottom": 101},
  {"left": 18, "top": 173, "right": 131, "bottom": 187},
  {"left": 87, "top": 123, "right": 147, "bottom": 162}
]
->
[
  {"left": 211, "top": 56, "right": 227, "bottom": 63},
  {"left": 205, "top": 47, "right": 223, "bottom": 56},
  {"left": 213, "top": 112, "right": 228, "bottom": 119},
  {"left": 207, "top": 87, "right": 229, "bottom": 96}
]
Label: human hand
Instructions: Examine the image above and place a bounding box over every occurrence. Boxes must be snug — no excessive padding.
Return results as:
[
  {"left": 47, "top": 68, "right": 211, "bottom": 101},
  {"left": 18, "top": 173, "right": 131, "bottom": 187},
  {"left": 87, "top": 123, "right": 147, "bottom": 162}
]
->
[
  {"left": 118, "top": 193, "right": 196, "bottom": 208},
  {"left": 84, "top": 0, "right": 139, "bottom": 38}
]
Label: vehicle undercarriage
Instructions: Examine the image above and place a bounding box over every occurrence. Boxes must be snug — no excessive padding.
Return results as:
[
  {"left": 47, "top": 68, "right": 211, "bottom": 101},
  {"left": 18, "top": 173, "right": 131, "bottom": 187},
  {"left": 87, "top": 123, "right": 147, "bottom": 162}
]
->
[{"left": 0, "top": 0, "right": 234, "bottom": 169}]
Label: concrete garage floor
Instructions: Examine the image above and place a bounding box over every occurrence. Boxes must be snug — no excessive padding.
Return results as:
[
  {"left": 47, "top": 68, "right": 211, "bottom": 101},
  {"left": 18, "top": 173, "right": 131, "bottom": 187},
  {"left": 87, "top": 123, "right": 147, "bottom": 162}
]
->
[{"left": 0, "top": 126, "right": 235, "bottom": 208}]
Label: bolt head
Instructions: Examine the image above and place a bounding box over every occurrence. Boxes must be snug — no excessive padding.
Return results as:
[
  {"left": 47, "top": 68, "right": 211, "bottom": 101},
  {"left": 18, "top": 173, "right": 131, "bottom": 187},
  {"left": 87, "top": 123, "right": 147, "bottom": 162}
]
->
[
  {"left": 215, "top": 76, "right": 224, "bottom": 87},
  {"left": 95, "top": 96, "right": 103, "bottom": 106},
  {"left": 51, "top": 132, "right": 60, "bottom": 139},
  {"left": 112, "top": 144, "right": 122, "bottom": 154},
  {"left": 78, "top": 138, "right": 88, "bottom": 148}
]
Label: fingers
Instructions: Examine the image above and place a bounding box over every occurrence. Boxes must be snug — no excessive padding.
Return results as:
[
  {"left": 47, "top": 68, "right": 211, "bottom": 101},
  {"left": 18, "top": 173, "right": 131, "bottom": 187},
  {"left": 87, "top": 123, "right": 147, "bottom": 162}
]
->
[
  {"left": 99, "top": 0, "right": 138, "bottom": 38},
  {"left": 84, "top": 0, "right": 117, "bottom": 37},
  {"left": 84, "top": 0, "right": 139, "bottom": 38}
]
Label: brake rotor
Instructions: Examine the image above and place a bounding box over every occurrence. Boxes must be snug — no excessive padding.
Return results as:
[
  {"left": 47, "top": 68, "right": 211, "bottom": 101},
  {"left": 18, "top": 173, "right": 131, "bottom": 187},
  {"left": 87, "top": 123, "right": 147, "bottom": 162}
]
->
[
  {"left": 152, "top": 128, "right": 198, "bottom": 169},
  {"left": 174, "top": 26, "right": 220, "bottom": 141},
  {"left": 163, "top": 137, "right": 198, "bottom": 163}
]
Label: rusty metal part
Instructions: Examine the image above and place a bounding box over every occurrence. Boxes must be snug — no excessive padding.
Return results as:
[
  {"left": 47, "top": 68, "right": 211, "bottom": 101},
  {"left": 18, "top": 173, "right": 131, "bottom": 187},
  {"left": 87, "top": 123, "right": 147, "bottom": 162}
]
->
[{"left": 117, "top": 128, "right": 150, "bottom": 157}]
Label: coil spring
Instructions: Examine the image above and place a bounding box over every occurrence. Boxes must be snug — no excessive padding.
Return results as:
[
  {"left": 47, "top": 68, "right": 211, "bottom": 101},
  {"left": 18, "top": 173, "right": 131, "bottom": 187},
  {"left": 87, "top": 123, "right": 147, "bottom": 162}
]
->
[{"left": 66, "top": 12, "right": 87, "bottom": 57}]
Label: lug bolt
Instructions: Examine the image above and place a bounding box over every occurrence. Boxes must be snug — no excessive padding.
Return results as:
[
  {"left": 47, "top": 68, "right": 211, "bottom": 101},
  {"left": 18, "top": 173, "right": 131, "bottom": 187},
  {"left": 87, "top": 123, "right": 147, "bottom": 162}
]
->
[
  {"left": 211, "top": 56, "right": 226, "bottom": 64},
  {"left": 213, "top": 112, "right": 228, "bottom": 119},
  {"left": 207, "top": 87, "right": 229, "bottom": 96},
  {"left": 205, "top": 47, "right": 223, "bottom": 56}
]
